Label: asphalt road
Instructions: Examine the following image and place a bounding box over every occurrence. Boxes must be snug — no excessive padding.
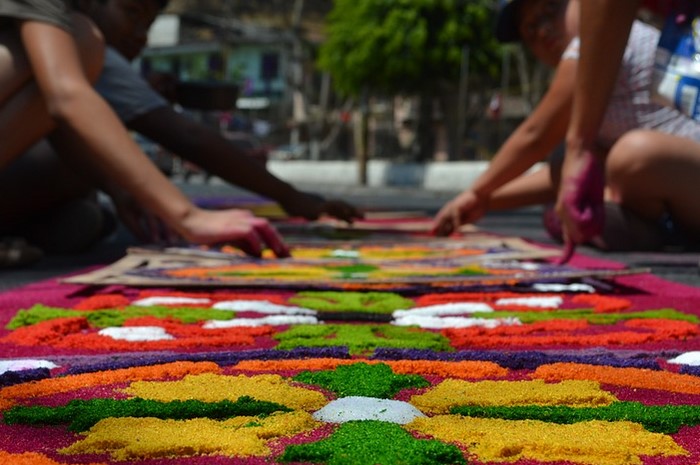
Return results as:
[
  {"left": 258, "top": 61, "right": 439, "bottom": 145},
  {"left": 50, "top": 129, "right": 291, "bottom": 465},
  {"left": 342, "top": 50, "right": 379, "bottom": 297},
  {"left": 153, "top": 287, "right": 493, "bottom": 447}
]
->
[{"left": 2, "top": 179, "right": 698, "bottom": 291}]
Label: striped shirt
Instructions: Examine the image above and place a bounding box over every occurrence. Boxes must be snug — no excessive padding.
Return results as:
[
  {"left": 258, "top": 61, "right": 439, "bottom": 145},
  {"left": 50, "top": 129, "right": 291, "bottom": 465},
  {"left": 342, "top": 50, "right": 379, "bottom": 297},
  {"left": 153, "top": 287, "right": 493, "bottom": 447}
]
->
[{"left": 562, "top": 20, "right": 700, "bottom": 148}]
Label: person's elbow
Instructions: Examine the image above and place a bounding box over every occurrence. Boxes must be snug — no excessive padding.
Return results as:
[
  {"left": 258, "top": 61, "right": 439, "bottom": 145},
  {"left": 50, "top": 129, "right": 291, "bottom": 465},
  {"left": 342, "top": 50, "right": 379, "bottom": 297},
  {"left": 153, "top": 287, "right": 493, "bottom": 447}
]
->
[
  {"left": 71, "top": 13, "right": 105, "bottom": 83},
  {"left": 43, "top": 14, "right": 105, "bottom": 121},
  {"left": 42, "top": 79, "right": 95, "bottom": 122}
]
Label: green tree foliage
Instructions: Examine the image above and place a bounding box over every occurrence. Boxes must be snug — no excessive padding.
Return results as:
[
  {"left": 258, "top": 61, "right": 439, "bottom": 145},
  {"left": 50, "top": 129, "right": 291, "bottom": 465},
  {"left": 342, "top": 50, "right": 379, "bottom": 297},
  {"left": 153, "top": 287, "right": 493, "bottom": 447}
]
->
[{"left": 318, "top": 0, "right": 502, "bottom": 97}]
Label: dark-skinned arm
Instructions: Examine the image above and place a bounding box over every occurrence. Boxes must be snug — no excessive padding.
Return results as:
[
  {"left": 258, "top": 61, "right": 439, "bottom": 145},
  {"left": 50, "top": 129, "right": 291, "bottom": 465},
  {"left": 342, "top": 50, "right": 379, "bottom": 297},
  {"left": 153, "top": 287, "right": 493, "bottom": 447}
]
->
[{"left": 129, "top": 106, "right": 362, "bottom": 223}]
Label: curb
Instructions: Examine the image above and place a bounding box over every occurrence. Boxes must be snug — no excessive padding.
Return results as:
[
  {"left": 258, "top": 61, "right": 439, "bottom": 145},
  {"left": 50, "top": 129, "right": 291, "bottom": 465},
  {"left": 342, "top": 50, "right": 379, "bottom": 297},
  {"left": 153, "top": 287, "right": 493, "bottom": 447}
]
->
[{"left": 266, "top": 160, "right": 491, "bottom": 192}]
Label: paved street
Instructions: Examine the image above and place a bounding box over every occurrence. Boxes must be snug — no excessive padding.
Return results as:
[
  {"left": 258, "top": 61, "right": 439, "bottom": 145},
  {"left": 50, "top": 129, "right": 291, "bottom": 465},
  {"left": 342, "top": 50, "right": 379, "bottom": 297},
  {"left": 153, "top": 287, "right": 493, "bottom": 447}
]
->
[{"left": 1, "top": 178, "right": 699, "bottom": 291}]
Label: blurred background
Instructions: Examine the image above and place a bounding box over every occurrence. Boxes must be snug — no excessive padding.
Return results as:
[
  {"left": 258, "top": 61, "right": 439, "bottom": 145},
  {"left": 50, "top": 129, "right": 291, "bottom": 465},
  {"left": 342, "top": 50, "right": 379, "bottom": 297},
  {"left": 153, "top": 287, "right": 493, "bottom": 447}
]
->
[
  {"left": 135, "top": 0, "right": 552, "bottom": 179},
  {"left": 135, "top": 0, "right": 667, "bottom": 185}
]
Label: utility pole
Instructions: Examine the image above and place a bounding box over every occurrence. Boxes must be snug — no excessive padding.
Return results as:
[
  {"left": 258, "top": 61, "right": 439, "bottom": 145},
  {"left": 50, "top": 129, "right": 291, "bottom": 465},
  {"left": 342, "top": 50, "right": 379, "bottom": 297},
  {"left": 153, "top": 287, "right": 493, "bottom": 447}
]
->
[{"left": 289, "top": 0, "right": 310, "bottom": 157}]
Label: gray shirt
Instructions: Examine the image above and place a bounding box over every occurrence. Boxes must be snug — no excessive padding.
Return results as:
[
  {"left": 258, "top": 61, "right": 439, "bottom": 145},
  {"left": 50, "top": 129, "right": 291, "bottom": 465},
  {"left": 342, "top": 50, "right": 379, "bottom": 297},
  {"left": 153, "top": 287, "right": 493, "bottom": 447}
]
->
[
  {"left": 0, "top": 0, "right": 73, "bottom": 32},
  {"left": 94, "top": 47, "right": 168, "bottom": 124}
]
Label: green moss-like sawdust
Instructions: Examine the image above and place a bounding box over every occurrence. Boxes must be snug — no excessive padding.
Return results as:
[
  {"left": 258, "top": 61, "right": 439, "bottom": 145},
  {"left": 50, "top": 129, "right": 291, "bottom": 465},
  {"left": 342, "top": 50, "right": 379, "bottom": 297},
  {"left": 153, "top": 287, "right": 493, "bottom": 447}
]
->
[
  {"left": 275, "top": 324, "right": 452, "bottom": 355},
  {"left": 293, "top": 362, "right": 429, "bottom": 398},
  {"left": 6, "top": 304, "right": 235, "bottom": 329},
  {"left": 278, "top": 420, "right": 466, "bottom": 464},
  {"left": 450, "top": 401, "right": 700, "bottom": 433},
  {"left": 4, "top": 396, "right": 290, "bottom": 432},
  {"left": 288, "top": 291, "right": 414, "bottom": 313}
]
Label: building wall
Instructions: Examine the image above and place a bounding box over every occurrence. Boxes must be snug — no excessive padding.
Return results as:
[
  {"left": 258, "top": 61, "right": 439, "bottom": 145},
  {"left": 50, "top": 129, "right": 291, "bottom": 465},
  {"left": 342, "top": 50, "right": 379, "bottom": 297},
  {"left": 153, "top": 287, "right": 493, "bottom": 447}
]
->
[
  {"left": 144, "top": 14, "right": 291, "bottom": 101},
  {"left": 226, "top": 44, "right": 287, "bottom": 98}
]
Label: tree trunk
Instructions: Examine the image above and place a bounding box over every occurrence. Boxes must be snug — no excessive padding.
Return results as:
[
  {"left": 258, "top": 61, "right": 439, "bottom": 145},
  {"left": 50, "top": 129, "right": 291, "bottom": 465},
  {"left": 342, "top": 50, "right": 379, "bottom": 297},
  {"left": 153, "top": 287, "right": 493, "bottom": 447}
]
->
[{"left": 414, "top": 94, "right": 435, "bottom": 162}]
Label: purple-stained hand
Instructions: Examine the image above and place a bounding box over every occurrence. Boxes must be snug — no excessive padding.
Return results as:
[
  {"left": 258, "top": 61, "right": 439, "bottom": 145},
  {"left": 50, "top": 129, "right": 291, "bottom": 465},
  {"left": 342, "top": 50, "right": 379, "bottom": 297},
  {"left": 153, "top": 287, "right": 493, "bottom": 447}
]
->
[{"left": 555, "top": 149, "right": 606, "bottom": 263}]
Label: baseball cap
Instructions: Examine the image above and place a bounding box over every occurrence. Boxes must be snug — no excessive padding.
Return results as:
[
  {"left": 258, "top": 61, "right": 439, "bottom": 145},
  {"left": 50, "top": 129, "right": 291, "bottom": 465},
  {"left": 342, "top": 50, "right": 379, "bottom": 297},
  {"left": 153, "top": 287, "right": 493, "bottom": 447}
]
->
[{"left": 495, "top": 0, "right": 526, "bottom": 43}]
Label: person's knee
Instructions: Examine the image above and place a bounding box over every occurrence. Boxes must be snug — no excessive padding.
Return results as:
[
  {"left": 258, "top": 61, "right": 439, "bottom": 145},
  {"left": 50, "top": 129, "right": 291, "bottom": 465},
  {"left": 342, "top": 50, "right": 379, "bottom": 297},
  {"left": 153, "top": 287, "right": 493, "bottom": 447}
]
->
[
  {"left": 70, "top": 13, "right": 105, "bottom": 83},
  {"left": 606, "top": 130, "right": 659, "bottom": 181}
]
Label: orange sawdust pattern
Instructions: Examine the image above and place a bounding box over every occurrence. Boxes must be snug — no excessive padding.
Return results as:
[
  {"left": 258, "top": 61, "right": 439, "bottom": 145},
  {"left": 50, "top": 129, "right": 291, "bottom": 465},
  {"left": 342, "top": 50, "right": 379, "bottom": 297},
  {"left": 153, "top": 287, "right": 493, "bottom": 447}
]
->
[
  {"left": 0, "top": 451, "right": 106, "bottom": 465},
  {"left": 415, "top": 292, "right": 556, "bottom": 312},
  {"left": 571, "top": 294, "right": 632, "bottom": 313},
  {"left": 410, "top": 379, "right": 617, "bottom": 414},
  {"left": 407, "top": 416, "right": 687, "bottom": 465},
  {"left": 0, "top": 362, "right": 220, "bottom": 405},
  {"left": 60, "top": 411, "right": 319, "bottom": 461},
  {"left": 3, "top": 315, "right": 273, "bottom": 351},
  {"left": 123, "top": 373, "right": 328, "bottom": 411},
  {"left": 74, "top": 294, "right": 131, "bottom": 310},
  {"left": 58, "top": 329, "right": 271, "bottom": 351},
  {"left": 534, "top": 363, "right": 700, "bottom": 395},
  {"left": 415, "top": 292, "right": 552, "bottom": 306},
  {"left": 2, "top": 317, "right": 89, "bottom": 346},
  {"left": 136, "top": 290, "right": 289, "bottom": 304},
  {"left": 444, "top": 319, "right": 698, "bottom": 348},
  {"left": 234, "top": 358, "right": 508, "bottom": 379}
]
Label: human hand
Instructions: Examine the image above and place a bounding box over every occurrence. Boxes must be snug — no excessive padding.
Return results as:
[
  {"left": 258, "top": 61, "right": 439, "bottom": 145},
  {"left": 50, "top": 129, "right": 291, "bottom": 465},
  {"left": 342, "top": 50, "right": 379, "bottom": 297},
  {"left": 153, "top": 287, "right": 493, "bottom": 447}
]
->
[
  {"left": 111, "top": 191, "right": 181, "bottom": 245},
  {"left": 554, "top": 148, "right": 605, "bottom": 263},
  {"left": 179, "top": 207, "right": 291, "bottom": 258},
  {"left": 431, "top": 190, "right": 489, "bottom": 236},
  {"left": 281, "top": 191, "right": 364, "bottom": 223}
]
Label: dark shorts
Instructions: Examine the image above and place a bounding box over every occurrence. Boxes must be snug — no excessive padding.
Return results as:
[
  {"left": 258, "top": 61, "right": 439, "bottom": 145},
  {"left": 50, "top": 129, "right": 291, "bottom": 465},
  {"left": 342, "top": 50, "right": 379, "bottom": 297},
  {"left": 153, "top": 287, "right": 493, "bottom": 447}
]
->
[{"left": 0, "top": 0, "right": 72, "bottom": 32}]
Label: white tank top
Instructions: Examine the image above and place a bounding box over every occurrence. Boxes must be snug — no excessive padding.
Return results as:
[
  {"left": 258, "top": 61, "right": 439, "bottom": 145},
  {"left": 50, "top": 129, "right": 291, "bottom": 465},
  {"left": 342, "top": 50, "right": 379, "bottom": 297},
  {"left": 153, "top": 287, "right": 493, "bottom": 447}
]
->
[{"left": 562, "top": 20, "right": 700, "bottom": 148}]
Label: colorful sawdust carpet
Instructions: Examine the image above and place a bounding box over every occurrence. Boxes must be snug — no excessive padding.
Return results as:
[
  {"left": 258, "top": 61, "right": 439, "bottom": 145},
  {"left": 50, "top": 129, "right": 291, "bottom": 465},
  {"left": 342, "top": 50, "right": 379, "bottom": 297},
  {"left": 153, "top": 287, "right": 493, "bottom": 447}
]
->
[
  {"left": 61, "top": 238, "right": 639, "bottom": 289},
  {"left": 1, "top": 246, "right": 700, "bottom": 464}
]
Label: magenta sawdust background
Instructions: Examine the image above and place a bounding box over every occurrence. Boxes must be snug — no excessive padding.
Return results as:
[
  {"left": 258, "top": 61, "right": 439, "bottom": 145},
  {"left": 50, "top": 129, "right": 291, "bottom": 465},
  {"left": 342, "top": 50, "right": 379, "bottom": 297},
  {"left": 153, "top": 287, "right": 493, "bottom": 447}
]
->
[
  {"left": 2, "top": 252, "right": 700, "bottom": 359},
  {"left": 2, "top": 251, "right": 698, "bottom": 315},
  {"left": 2, "top": 250, "right": 700, "bottom": 464}
]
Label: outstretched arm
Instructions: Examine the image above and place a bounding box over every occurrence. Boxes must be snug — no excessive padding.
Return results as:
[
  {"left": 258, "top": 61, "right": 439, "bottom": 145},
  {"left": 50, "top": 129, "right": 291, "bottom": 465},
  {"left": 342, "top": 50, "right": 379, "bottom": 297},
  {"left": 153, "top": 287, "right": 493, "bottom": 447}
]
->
[
  {"left": 130, "top": 106, "right": 363, "bottom": 223},
  {"left": 433, "top": 58, "right": 577, "bottom": 236},
  {"left": 557, "top": 0, "right": 640, "bottom": 261},
  {"left": 13, "top": 18, "right": 289, "bottom": 257}
]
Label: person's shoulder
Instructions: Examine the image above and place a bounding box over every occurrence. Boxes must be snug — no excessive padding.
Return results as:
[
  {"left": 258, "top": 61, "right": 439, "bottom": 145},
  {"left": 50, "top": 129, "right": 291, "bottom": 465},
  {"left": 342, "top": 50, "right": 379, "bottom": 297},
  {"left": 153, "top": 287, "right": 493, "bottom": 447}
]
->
[
  {"left": 103, "top": 46, "right": 138, "bottom": 73},
  {"left": 99, "top": 47, "right": 151, "bottom": 90}
]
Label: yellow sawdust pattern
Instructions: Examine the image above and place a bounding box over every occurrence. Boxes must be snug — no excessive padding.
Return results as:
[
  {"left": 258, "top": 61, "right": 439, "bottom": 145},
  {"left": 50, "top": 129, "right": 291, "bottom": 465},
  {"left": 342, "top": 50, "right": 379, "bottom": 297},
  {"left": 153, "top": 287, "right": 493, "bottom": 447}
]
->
[
  {"left": 123, "top": 372, "right": 328, "bottom": 410},
  {"left": 60, "top": 411, "right": 318, "bottom": 461},
  {"left": 410, "top": 379, "right": 617, "bottom": 414},
  {"left": 408, "top": 416, "right": 687, "bottom": 465}
]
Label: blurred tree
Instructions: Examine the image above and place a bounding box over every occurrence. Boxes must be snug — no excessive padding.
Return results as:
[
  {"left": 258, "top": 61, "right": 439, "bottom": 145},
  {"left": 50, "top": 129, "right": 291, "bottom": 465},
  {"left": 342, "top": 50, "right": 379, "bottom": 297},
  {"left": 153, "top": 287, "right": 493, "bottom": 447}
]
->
[{"left": 318, "top": 0, "right": 503, "bottom": 161}]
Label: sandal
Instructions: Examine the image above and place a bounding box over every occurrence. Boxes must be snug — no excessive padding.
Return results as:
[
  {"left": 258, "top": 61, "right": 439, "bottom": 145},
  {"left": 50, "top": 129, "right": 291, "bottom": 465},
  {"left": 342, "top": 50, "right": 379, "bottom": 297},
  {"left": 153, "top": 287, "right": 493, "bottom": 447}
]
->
[{"left": 0, "top": 237, "right": 43, "bottom": 269}]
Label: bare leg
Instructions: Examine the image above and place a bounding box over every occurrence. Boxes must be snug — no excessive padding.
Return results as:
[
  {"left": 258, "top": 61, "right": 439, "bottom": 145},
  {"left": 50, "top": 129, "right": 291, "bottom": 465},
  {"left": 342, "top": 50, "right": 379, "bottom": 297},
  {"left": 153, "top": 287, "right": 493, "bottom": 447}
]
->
[
  {"left": 0, "top": 13, "right": 103, "bottom": 165},
  {"left": 0, "top": 27, "right": 32, "bottom": 104},
  {"left": 0, "top": 13, "right": 290, "bottom": 255},
  {"left": 606, "top": 129, "right": 700, "bottom": 238}
]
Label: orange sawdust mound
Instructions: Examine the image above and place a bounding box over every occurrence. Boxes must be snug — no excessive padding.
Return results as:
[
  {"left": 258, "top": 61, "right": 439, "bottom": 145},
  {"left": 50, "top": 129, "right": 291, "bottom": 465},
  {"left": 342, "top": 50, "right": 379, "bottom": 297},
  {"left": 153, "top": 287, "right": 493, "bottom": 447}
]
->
[
  {"left": 534, "top": 362, "right": 700, "bottom": 395},
  {"left": 0, "top": 362, "right": 221, "bottom": 402},
  {"left": 0, "top": 451, "right": 106, "bottom": 465},
  {"left": 234, "top": 358, "right": 508, "bottom": 379}
]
